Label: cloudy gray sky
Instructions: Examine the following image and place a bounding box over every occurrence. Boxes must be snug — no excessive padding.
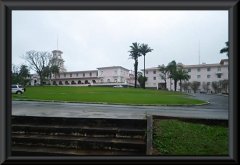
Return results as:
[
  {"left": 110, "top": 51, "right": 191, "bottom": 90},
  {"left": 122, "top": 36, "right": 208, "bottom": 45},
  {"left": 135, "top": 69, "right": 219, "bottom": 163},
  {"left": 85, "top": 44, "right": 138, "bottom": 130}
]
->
[{"left": 12, "top": 10, "right": 228, "bottom": 74}]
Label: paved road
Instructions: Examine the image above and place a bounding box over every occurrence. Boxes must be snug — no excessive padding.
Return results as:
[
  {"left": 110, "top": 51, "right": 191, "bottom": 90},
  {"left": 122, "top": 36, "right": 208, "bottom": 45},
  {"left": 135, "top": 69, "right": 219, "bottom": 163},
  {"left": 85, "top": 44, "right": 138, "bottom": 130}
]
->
[{"left": 12, "top": 93, "right": 228, "bottom": 120}]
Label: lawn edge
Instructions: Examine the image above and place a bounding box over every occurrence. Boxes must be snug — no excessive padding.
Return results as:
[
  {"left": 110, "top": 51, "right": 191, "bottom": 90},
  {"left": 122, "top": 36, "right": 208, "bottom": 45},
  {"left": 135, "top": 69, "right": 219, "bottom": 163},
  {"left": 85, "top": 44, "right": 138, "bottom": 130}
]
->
[{"left": 12, "top": 99, "right": 210, "bottom": 106}]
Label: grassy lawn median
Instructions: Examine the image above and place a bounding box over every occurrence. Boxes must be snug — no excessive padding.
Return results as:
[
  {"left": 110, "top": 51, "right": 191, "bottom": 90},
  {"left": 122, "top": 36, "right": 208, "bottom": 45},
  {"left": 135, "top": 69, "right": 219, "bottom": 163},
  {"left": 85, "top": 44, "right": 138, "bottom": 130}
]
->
[
  {"left": 152, "top": 119, "right": 228, "bottom": 155},
  {"left": 12, "top": 86, "right": 207, "bottom": 105}
]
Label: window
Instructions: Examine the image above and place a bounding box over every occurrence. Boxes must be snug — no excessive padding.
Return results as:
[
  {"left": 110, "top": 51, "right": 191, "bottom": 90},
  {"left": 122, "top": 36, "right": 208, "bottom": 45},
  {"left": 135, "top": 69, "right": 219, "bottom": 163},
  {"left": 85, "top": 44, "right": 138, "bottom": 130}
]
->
[
  {"left": 146, "top": 71, "right": 148, "bottom": 74},
  {"left": 217, "top": 67, "right": 221, "bottom": 71},
  {"left": 217, "top": 74, "right": 221, "bottom": 78},
  {"left": 153, "top": 70, "right": 156, "bottom": 74},
  {"left": 90, "top": 73, "right": 92, "bottom": 77},
  {"left": 197, "top": 75, "right": 201, "bottom": 78},
  {"left": 161, "top": 76, "right": 164, "bottom": 80},
  {"left": 207, "top": 82, "right": 211, "bottom": 85},
  {"left": 189, "top": 75, "right": 191, "bottom": 79},
  {"left": 207, "top": 68, "right": 211, "bottom": 71},
  {"left": 96, "top": 72, "right": 98, "bottom": 76},
  {"left": 101, "top": 79, "right": 104, "bottom": 82},
  {"left": 153, "top": 77, "right": 156, "bottom": 80},
  {"left": 70, "top": 74, "right": 72, "bottom": 77},
  {"left": 83, "top": 73, "right": 85, "bottom": 77},
  {"left": 107, "top": 79, "right": 110, "bottom": 82},
  {"left": 197, "top": 68, "right": 201, "bottom": 72},
  {"left": 64, "top": 74, "right": 66, "bottom": 78},
  {"left": 76, "top": 73, "right": 78, "bottom": 77},
  {"left": 114, "top": 79, "right": 117, "bottom": 82},
  {"left": 207, "top": 75, "right": 211, "bottom": 78},
  {"left": 101, "top": 71, "right": 103, "bottom": 75},
  {"left": 188, "top": 69, "right": 191, "bottom": 72}
]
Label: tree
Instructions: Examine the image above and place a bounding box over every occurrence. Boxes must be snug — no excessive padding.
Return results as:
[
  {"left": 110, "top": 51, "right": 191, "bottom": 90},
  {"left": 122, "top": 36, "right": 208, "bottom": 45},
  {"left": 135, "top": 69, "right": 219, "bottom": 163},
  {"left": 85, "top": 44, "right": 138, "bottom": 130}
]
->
[
  {"left": 202, "top": 82, "right": 207, "bottom": 93},
  {"left": 51, "top": 65, "right": 60, "bottom": 82},
  {"left": 128, "top": 42, "right": 141, "bottom": 88},
  {"left": 158, "top": 64, "right": 168, "bottom": 90},
  {"left": 12, "top": 64, "right": 30, "bottom": 86},
  {"left": 175, "top": 69, "right": 190, "bottom": 92},
  {"left": 138, "top": 75, "right": 148, "bottom": 88},
  {"left": 190, "top": 81, "right": 200, "bottom": 93},
  {"left": 211, "top": 81, "right": 218, "bottom": 94},
  {"left": 139, "top": 43, "right": 153, "bottom": 89},
  {"left": 12, "top": 64, "right": 21, "bottom": 84},
  {"left": 42, "top": 66, "right": 51, "bottom": 84},
  {"left": 220, "top": 41, "right": 228, "bottom": 57},
  {"left": 182, "top": 81, "right": 191, "bottom": 92},
  {"left": 221, "top": 79, "right": 228, "bottom": 93},
  {"left": 21, "top": 50, "right": 52, "bottom": 85},
  {"left": 167, "top": 60, "right": 183, "bottom": 91}
]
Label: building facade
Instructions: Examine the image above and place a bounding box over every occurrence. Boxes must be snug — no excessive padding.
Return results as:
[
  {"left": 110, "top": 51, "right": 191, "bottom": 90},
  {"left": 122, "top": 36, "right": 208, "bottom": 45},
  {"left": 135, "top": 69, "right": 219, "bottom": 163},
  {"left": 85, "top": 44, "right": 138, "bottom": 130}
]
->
[
  {"left": 28, "top": 49, "right": 228, "bottom": 93},
  {"left": 142, "top": 59, "right": 228, "bottom": 93}
]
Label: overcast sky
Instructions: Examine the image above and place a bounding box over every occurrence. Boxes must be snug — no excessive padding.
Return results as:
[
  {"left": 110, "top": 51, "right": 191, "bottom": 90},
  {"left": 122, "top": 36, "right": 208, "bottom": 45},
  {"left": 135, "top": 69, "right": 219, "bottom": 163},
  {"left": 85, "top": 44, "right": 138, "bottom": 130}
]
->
[{"left": 12, "top": 10, "right": 228, "bottom": 74}]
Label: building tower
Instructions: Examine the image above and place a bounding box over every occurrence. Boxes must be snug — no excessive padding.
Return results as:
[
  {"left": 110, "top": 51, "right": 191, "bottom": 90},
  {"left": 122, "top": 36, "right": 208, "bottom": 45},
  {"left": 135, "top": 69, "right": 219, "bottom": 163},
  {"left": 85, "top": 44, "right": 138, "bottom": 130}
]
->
[{"left": 51, "top": 50, "right": 67, "bottom": 72}]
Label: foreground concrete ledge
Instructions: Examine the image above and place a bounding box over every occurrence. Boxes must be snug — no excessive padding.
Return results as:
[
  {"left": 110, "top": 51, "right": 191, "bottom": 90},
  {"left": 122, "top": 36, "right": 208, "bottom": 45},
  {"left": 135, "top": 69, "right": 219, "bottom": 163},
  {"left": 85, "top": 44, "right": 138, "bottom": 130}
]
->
[
  {"left": 12, "top": 99, "right": 210, "bottom": 107},
  {"left": 146, "top": 115, "right": 153, "bottom": 155}
]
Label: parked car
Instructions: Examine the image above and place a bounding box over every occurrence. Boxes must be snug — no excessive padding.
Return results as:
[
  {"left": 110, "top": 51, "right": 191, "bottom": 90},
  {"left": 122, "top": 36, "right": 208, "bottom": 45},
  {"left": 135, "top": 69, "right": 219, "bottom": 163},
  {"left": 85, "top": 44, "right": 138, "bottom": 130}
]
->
[
  {"left": 12, "top": 84, "right": 25, "bottom": 94},
  {"left": 113, "top": 85, "right": 123, "bottom": 88}
]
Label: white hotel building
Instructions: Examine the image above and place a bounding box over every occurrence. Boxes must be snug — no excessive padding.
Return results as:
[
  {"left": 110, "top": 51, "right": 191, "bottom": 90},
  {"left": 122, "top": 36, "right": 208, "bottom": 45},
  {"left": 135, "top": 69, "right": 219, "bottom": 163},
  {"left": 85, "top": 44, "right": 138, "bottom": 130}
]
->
[{"left": 28, "top": 50, "right": 228, "bottom": 94}]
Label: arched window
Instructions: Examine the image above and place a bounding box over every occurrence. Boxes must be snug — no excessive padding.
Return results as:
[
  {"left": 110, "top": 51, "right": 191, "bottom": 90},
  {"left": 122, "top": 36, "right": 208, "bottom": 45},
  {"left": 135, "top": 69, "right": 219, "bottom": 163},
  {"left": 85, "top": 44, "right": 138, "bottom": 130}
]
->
[
  {"left": 78, "top": 80, "right": 81, "bottom": 84},
  {"left": 59, "top": 81, "right": 63, "bottom": 85},
  {"left": 85, "top": 80, "right": 89, "bottom": 84},
  {"left": 92, "top": 80, "right": 96, "bottom": 83},
  {"left": 65, "top": 81, "right": 69, "bottom": 85}
]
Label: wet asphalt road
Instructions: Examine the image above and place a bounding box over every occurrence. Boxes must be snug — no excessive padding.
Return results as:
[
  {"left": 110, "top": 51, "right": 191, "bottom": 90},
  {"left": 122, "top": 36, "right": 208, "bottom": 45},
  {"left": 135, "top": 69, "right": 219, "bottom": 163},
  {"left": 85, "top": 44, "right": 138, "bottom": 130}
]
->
[{"left": 12, "top": 93, "right": 228, "bottom": 120}]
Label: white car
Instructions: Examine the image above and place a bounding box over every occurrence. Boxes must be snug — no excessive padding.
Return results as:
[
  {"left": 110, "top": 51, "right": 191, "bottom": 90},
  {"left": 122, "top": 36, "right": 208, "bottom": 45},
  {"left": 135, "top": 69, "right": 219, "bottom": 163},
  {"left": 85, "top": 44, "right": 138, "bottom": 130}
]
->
[
  {"left": 12, "top": 84, "right": 25, "bottom": 94},
  {"left": 113, "top": 85, "right": 123, "bottom": 88}
]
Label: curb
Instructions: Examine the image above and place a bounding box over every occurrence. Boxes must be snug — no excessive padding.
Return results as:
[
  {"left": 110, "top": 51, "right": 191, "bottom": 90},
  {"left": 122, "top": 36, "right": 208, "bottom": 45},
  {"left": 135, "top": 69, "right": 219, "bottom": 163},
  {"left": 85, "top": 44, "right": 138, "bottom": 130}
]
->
[{"left": 12, "top": 99, "right": 210, "bottom": 107}]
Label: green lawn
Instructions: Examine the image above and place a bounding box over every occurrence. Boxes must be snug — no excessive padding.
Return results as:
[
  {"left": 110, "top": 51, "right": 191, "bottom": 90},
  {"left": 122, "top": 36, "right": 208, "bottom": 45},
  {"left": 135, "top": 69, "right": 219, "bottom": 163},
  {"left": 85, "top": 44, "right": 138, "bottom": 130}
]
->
[
  {"left": 152, "top": 119, "right": 228, "bottom": 155},
  {"left": 12, "top": 86, "right": 207, "bottom": 105}
]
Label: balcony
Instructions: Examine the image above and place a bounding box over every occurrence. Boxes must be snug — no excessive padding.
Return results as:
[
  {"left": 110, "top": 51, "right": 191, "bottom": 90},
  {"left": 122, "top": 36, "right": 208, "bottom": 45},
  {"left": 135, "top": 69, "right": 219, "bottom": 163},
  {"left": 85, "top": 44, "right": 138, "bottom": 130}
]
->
[
  {"left": 215, "top": 71, "right": 223, "bottom": 75},
  {"left": 98, "top": 74, "right": 104, "bottom": 78},
  {"left": 113, "top": 73, "right": 119, "bottom": 77}
]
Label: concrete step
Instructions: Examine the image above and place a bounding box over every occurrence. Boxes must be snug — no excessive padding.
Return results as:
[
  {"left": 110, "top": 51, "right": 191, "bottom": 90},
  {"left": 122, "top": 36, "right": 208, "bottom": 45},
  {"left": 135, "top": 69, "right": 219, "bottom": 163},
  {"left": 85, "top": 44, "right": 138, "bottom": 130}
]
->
[
  {"left": 12, "top": 133, "right": 146, "bottom": 152},
  {"left": 12, "top": 116, "right": 147, "bottom": 129},
  {"left": 12, "top": 145, "right": 143, "bottom": 156},
  {"left": 12, "top": 124, "right": 145, "bottom": 139}
]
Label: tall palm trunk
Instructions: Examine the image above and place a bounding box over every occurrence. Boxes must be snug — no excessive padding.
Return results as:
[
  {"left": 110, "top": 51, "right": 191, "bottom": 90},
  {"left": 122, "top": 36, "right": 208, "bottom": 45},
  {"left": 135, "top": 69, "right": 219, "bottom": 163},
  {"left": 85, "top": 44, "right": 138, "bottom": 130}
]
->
[
  {"left": 134, "top": 60, "right": 138, "bottom": 88},
  {"left": 174, "top": 80, "right": 177, "bottom": 91},
  {"left": 143, "top": 55, "right": 145, "bottom": 89},
  {"left": 180, "top": 79, "right": 182, "bottom": 92},
  {"left": 165, "top": 80, "right": 167, "bottom": 90}
]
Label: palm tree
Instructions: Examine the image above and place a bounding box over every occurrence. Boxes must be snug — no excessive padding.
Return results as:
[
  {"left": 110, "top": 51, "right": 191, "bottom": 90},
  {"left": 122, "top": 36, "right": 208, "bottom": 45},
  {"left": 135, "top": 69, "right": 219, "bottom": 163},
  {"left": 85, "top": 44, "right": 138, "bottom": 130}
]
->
[
  {"left": 167, "top": 60, "right": 183, "bottom": 91},
  {"left": 139, "top": 44, "right": 153, "bottom": 89},
  {"left": 175, "top": 69, "right": 190, "bottom": 92},
  {"left": 128, "top": 42, "right": 141, "bottom": 88},
  {"left": 158, "top": 64, "right": 168, "bottom": 90},
  {"left": 220, "top": 41, "right": 228, "bottom": 57}
]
